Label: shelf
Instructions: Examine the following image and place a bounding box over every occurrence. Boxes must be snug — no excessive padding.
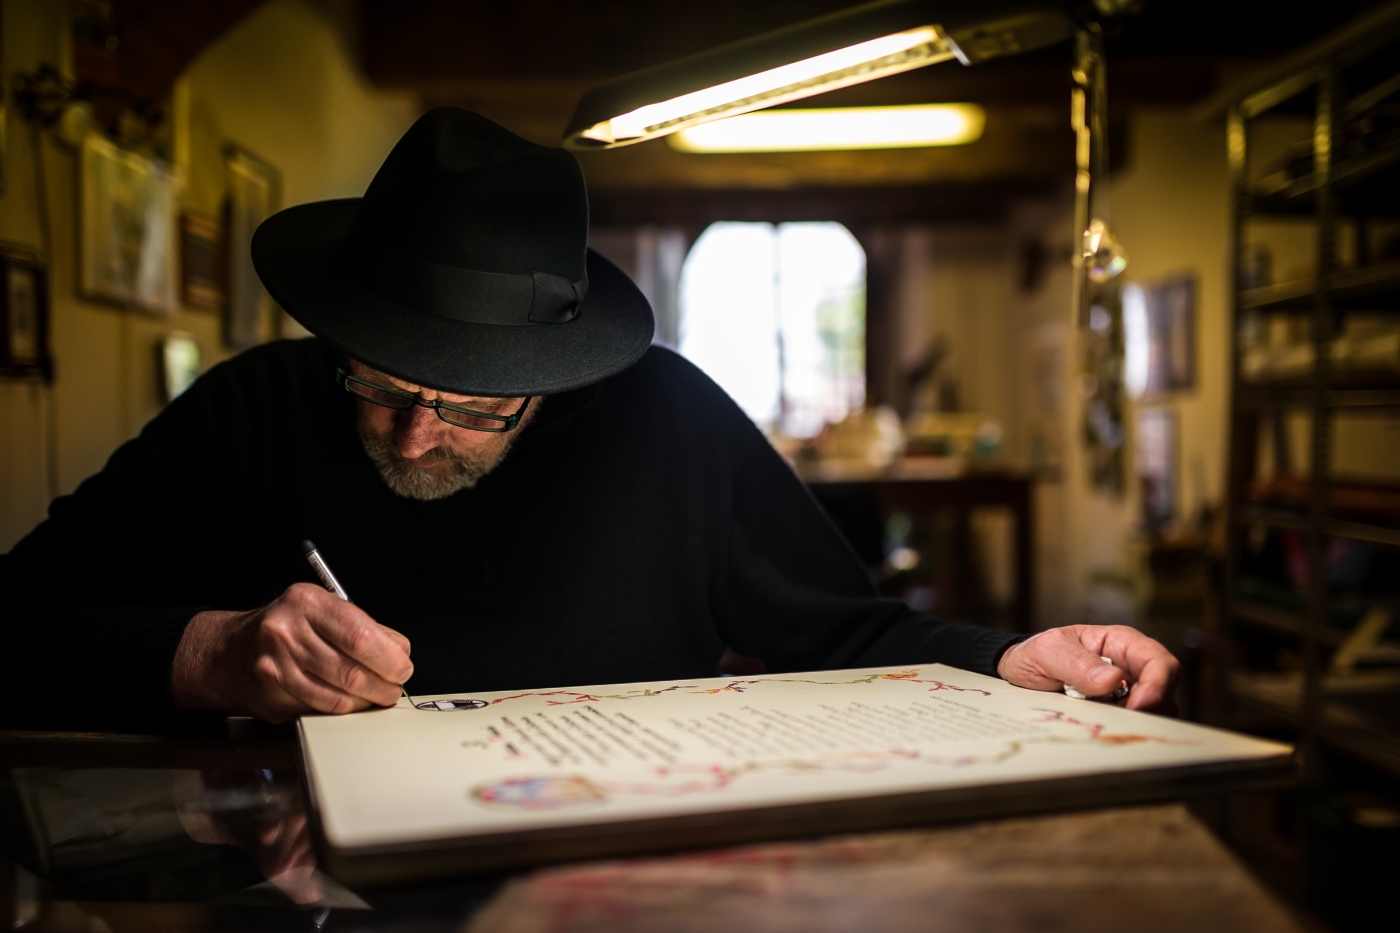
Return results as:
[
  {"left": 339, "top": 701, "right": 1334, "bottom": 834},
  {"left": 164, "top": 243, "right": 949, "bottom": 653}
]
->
[
  {"left": 1247, "top": 136, "right": 1400, "bottom": 215},
  {"left": 1205, "top": 4, "right": 1400, "bottom": 121},
  {"left": 1238, "top": 367, "right": 1400, "bottom": 392},
  {"left": 1240, "top": 259, "right": 1400, "bottom": 313},
  {"left": 1230, "top": 672, "right": 1304, "bottom": 724},
  {"left": 1320, "top": 715, "right": 1400, "bottom": 777},
  {"left": 1233, "top": 671, "right": 1400, "bottom": 704},
  {"left": 1238, "top": 505, "right": 1308, "bottom": 532},
  {"left": 1231, "top": 672, "right": 1400, "bottom": 777},
  {"left": 1236, "top": 387, "right": 1400, "bottom": 411},
  {"left": 1231, "top": 600, "right": 1336, "bottom": 643},
  {"left": 1228, "top": 601, "right": 1400, "bottom": 666},
  {"left": 1235, "top": 506, "right": 1400, "bottom": 549},
  {"left": 1329, "top": 516, "right": 1400, "bottom": 548},
  {"left": 1222, "top": 14, "right": 1400, "bottom": 787},
  {"left": 1247, "top": 475, "right": 1400, "bottom": 516}
]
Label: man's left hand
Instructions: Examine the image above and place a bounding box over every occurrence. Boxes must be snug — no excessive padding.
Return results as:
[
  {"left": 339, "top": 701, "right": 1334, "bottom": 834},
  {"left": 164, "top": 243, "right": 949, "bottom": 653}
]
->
[{"left": 996, "top": 625, "right": 1181, "bottom": 713}]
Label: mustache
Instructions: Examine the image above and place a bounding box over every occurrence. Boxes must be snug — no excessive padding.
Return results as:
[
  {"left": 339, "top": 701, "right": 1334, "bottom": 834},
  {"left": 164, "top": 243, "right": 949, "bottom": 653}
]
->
[
  {"left": 357, "top": 424, "right": 497, "bottom": 501},
  {"left": 403, "top": 444, "right": 467, "bottom": 464},
  {"left": 355, "top": 398, "right": 539, "bottom": 501}
]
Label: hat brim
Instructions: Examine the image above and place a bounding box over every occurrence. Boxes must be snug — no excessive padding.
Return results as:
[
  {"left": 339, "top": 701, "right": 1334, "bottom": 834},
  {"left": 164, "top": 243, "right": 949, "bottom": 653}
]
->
[{"left": 252, "top": 199, "right": 655, "bottom": 396}]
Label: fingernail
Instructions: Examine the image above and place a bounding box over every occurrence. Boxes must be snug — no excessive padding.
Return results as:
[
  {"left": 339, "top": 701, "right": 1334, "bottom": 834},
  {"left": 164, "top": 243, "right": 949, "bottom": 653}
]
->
[{"left": 1093, "top": 667, "right": 1119, "bottom": 687}]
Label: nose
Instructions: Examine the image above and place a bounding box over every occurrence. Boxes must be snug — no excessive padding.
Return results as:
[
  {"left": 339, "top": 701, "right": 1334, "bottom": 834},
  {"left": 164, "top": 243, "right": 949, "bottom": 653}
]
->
[{"left": 394, "top": 404, "right": 445, "bottom": 459}]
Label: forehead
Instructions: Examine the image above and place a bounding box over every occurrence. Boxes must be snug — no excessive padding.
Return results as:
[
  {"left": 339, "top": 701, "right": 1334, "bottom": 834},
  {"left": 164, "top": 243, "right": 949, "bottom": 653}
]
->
[{"left": 348, "top": 358, "right": 497, "bottom": 402}]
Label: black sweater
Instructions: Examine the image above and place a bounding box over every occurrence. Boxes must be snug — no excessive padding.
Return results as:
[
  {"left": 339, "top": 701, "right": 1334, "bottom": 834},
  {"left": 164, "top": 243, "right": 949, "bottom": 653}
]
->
[{"left": 2, "top": 339, "right": 1020, "bottom": 730}]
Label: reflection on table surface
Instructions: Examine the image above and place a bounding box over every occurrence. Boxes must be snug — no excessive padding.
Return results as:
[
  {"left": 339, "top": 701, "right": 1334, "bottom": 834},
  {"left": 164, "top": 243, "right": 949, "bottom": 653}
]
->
[
  {"left": 1, "top": 726, "right": 508, "bottom": 932},
  {"left": 0, "top": 727, "right": 1303, "bottom": 933}
]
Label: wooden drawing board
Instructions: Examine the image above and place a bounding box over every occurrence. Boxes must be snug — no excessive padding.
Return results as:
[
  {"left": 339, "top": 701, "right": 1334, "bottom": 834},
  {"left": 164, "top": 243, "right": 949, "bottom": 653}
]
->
[{"left": 298, "top": 664, "right": 1294, "bottom": 884}]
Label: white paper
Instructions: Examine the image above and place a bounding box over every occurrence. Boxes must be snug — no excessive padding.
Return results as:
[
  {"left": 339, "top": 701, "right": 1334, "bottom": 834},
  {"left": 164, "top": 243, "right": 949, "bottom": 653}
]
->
[{"left": 299, "top": 664, "right": 1289, "bottom": 850}]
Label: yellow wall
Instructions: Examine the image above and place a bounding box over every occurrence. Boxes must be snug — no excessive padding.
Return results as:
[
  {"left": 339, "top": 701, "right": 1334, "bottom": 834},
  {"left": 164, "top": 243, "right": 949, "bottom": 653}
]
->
[
  {"left": 1052, "top": 110, "right": 1231, "bottom": 621},
  {"left": 882, "top": 108, "right": 1242, "bottom": 630},
  {"left": 0, "top": 0, "right": 418, "bottom": 551},
  {"left": 997, "top": 110, "right": 1233, "bottom": 626},
  {"left": 1042, "top": 107, "right": 1400, "bottom": 624}
]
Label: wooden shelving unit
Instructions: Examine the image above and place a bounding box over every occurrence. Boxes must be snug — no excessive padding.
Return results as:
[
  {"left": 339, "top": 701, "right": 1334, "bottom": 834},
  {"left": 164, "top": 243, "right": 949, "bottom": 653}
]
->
[
  {"left": 1241, "top": 258, "right": 1400, "bottom": 312},
  {"left": 1219, "top": 6, "right": 1400, "bottom": 781}
]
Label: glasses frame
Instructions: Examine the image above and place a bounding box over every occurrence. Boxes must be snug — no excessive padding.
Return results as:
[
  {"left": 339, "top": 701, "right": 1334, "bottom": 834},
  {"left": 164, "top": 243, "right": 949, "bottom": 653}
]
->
[{"left": 336, "top": 367, "right": 532, "bottom": 433}]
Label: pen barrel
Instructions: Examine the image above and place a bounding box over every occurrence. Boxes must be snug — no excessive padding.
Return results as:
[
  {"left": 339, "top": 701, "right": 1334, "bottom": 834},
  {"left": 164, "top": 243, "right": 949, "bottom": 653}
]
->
[{"left": 306, "top": 550, "right": 351, "bottom": 602}]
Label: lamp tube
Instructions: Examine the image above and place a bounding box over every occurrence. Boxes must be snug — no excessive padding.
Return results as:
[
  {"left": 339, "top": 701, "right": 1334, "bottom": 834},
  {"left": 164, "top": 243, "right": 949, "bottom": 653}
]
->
[{"left": 564, "top": 0, "right": 1072, "bottom": 149}]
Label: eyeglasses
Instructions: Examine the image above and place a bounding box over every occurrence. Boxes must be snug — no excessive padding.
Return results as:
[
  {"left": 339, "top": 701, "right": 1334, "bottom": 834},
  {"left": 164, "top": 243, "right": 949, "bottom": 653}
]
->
[{"left": 336, "top": 367, "right": 532, "bottom": 433}]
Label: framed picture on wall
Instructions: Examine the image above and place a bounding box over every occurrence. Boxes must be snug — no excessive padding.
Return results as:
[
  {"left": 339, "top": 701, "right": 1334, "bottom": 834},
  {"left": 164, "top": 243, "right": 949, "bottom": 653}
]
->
[
  {"left": 1137, "top": 407, "right": 1177, "bottom": 534},
  {"left": 181, "top": 213, "right": 225, "bottom": 311},
  {"left": 79, "top": 133, "right": 178, "bottom": 314},
  {"left": 224, "top": 146, "right": 281, "bottom": 349},
  {"left": 0, "top": 242, "right": 52, "bottom": 380},
  {"left": 1123, "top": 274, "right": 1196, "bottom": 398}
]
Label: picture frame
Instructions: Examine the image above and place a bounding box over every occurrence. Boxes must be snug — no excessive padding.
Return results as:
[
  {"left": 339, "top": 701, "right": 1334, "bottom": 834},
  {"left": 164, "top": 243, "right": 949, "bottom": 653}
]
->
[
  {"left": 1123, "top": 274, "right": 1196, "bottom": 398},
  {"left": 224, "top": 146, "right": 281, "bottom": 349},
  {"left": 0, "top": 242, "right": 51, "bottom": 380},
  {"left": 79, "top": 133, "right": 178, "bottom": 315},
  {"left": 1137, "top": 406, "right": 1177, "bottom": 534},
  {"left": 180, "top": 212, "right": 225, "bottom": 311}
]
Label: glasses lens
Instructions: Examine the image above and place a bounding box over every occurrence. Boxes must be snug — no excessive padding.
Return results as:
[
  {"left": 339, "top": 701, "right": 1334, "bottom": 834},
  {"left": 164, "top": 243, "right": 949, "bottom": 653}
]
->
[
  {"left": 438, "top": 407, "right": 510, "bottom": 431},
  {"left": 346, "top": 379, "right": 413, "bottom": 409},
  {"left": 438, "top": 398, "right": 526, "bottom": 431}
]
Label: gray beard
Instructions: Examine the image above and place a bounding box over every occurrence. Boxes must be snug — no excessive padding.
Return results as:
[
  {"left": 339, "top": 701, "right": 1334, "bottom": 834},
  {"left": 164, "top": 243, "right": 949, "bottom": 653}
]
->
[{"left": 358, "top": 427, "right": 510, "bottom": 501}]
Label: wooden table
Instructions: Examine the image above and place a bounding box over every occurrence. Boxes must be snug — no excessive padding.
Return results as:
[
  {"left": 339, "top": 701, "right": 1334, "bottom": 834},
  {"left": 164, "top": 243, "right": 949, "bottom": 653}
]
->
[
  {"left": 0, "top": 729, "right": 1301, "bottom": 933},
  {"left": 471, "top": 804, "right": 1303, "bottom": 933},
  {"left": 802, "top": 463, "right": 1036, "bottom": 632}
]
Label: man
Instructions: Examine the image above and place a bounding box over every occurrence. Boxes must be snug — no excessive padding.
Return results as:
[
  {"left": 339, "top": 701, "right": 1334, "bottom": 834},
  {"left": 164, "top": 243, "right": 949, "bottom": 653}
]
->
[{"left": 2, "top": 109, "right": 1177, "bottom": 731}]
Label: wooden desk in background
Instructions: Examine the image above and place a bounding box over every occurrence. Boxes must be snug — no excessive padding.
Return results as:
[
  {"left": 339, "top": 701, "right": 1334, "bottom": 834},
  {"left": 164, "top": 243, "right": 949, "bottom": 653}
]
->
[
  {"left": 801, "top": 462, "right": 1035, "bottom": 633},
  {"left": 0, "top": 728, "right": 1301, "bottom": 933}
]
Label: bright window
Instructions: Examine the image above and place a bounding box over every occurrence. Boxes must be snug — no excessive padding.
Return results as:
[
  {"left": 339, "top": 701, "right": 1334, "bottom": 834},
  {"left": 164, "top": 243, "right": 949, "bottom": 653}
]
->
[{"left": 678, "top": 221, "right": 865, "bottom": 438}]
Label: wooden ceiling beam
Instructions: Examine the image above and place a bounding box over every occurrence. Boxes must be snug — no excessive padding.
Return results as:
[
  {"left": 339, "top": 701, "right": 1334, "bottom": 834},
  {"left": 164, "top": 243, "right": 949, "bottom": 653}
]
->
[
  {"left": 359, "top": 0, "right": 857, "bottom": 86},
  {"left": 589, "top": 180, "right": 1059, "bottom": 227},
  {"left": 80, "top": 0, "right": 270, "bottom": 106}
]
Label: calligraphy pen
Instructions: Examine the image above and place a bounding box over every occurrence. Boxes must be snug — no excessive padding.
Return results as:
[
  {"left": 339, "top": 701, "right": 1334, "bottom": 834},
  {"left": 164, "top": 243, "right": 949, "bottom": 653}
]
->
[{"left": 302, "top": 540, "right": 415, "bottom": 709}]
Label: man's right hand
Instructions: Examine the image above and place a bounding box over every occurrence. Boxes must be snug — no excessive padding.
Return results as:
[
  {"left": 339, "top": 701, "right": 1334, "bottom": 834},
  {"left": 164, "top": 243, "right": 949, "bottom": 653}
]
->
[{"left": 172, "top": 583, "right": 413, "bottom": 723}]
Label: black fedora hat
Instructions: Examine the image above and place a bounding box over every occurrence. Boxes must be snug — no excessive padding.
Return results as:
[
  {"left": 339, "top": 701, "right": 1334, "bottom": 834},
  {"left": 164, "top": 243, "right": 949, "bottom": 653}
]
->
[{"left": 251, "top": 108, "right": 654, "bottom": 396}]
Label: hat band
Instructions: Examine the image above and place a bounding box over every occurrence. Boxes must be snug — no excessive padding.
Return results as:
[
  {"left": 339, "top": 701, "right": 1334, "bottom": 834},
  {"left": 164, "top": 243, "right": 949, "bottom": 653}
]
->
[{"left": 345, "top": 240, "right": 587, "bottom": 326}]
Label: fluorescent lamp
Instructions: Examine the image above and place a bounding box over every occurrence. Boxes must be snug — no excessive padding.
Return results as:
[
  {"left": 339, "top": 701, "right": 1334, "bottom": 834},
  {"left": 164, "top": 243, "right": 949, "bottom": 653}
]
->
[
  {"left": 583, "top": 28, "right": 954, "bottom": 146},
  {"left": 564, "top": 1, "right": 1072, "bottom": 149},
  {"left": 669, "top": 103, "right": 985, "bottom": 152}
]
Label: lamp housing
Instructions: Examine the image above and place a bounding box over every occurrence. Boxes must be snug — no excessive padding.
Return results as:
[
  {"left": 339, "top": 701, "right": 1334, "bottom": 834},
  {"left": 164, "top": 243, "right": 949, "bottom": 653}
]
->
[{"left": 563, "top": 0, "right": 1071, "bottom": 149}]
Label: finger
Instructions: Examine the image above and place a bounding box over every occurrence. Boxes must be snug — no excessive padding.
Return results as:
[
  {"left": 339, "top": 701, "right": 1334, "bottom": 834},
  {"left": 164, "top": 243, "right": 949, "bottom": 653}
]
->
[
  {"left": 259, "top": 591, "right": 402, "bottom": 705},
  {"left": 247, "top": 673, "right": 310, "bottom": 725},
  {"left": 1054, "top": 641, "right": 1126, "bottom": 698},
  {"left": 271, "top": 863, "right": 324, "bottom": 906},
  {"left": 316, "top": 601, "right": 414, "bottom": 684},
  {"left": 258, "top": 821, "right": 283, "bottom": 848},
  {"left": 278, "top": 621, "right": 403, "bottom": 706},
  {"left": 1101, "top": 624, "right": 1175, "bottom": 674},
  {"left": 1099, "top": 626, "right": 1181, "bottom": 711},
  {"left": 289, "top": 585, "right": 414, "bottom": 684},
  {"left": 378, "top": 623, "right": 412, "bottom": 658},
  {"left": 262, "top": 652, "right": 374, "bottom": 716},
  {"left": 262, "top": 813, "right": 310, "bottom": 877},
  {"left": 1125, "top": 655, "right": 1178, "bottom": 711},
  {"left": 261, "top": 813, "right": 323, "bottom": 906}
]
